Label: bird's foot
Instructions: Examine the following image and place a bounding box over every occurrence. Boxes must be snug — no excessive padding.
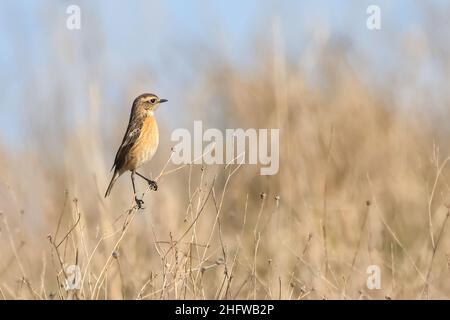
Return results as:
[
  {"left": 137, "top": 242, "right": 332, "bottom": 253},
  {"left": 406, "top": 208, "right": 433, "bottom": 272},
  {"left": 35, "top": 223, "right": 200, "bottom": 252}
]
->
[
  {"left": 134, "top": 197, "right": 145, "bottom": 209},
  {"left": 148, "top": 180, "right": 158, "bottom": 191}
]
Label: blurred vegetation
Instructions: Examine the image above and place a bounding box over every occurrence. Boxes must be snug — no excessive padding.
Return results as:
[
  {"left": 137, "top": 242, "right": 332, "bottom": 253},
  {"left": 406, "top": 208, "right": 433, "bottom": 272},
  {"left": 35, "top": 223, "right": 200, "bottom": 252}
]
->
[{"left": 2, "top": 2, "right": 450, "bottom": 299}]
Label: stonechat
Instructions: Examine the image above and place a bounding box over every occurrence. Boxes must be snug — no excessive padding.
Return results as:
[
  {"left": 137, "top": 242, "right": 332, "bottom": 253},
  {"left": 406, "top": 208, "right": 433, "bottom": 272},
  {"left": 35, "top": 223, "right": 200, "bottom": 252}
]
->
[{"left": 105, "top": 93, "right": 167, "bottom": 208}]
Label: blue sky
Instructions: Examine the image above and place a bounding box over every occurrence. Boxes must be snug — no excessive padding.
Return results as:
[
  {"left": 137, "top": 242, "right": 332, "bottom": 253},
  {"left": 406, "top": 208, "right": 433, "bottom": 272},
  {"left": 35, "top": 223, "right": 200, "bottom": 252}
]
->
[{"left": 0, "top": 0, "right": 447, "bottom": 147}]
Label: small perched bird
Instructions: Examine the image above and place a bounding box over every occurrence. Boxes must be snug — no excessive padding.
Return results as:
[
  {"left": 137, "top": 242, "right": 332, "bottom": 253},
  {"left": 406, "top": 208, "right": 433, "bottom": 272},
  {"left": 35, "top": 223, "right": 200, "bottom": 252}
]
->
[{"left": 105, "top": 93, "right": 167, "bottom": 208}]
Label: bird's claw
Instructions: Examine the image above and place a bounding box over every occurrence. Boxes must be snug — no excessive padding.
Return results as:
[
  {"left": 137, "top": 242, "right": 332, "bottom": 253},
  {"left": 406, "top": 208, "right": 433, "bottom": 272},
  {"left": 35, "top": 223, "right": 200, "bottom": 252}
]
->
[
  {"left": 148, "top": 180, "right": 158, "bottom": 191},
  {"left": 135, "top": 197, "right": 145, "bottom": 209}
]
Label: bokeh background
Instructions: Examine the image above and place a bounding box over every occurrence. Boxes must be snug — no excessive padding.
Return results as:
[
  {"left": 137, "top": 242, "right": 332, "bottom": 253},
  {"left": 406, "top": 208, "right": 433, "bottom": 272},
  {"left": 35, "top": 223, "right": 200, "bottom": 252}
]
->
[{"left": 1, "top": 0, "right": 450, "bottom": 299}]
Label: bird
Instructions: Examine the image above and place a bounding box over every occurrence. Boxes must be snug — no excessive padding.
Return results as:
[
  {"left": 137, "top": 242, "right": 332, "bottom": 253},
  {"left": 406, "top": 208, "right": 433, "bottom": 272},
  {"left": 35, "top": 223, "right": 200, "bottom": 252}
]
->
[{"left": 105, "top": 93, "right": 167, "bottom": 208}]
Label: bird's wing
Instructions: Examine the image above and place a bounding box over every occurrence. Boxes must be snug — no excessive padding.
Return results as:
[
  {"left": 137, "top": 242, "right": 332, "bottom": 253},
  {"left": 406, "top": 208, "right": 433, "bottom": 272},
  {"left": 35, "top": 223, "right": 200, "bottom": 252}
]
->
[{"left": 111, "top": 116, "right": 144, "bottom": 172}]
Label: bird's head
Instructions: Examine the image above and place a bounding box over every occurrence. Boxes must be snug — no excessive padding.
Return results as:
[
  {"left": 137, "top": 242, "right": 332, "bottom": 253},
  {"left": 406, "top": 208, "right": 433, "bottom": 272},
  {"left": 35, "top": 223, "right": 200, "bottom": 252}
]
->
[{"left": 133, "top": 93, "right": 168, "bottom": 116}]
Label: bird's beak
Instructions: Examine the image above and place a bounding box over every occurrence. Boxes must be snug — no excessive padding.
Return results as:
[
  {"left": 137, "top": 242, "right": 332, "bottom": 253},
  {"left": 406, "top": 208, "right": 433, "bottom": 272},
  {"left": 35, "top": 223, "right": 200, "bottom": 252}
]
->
[{"left": 159, "top": 99, "right": 168, "bottom": 103}]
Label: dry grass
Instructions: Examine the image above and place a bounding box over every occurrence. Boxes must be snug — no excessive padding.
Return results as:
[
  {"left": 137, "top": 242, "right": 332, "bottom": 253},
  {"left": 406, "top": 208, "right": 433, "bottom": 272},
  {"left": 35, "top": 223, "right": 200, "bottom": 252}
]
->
[{"left": 2, "top": 6, "right": 450, "bottom": 300}]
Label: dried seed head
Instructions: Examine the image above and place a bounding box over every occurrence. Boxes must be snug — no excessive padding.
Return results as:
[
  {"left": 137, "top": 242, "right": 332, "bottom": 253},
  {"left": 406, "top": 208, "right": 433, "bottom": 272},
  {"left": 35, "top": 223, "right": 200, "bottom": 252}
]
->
[{"left": 274, "top": 195, "right": 280, "bottom": 208}]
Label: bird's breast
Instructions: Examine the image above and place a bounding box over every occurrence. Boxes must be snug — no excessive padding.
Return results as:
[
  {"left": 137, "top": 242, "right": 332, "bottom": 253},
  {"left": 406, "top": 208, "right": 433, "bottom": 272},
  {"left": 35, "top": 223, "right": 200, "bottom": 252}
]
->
[{"left": 129, "top": 115, "right": 159, "bottom": 168}]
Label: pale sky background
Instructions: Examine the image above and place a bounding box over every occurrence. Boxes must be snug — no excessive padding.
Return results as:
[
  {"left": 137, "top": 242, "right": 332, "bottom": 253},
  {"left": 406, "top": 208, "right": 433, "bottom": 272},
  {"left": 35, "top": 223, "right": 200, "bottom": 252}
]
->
[{"left": 0, "top": 0, "right": 449, "bottom": 148}]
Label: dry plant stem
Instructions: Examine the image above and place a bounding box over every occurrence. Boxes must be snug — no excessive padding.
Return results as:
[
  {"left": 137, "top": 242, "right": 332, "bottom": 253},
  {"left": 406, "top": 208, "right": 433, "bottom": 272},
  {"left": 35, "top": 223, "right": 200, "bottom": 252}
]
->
[
  {"left": 90, "top": 152, "right": 175, "bottom": 299},
  {"left": 1, "top": 213, "right": 27, "bottom": 280},
  {"left": 79, "top": 224, "right": 123, "bottom": 296},
  {"left": 92, "top": 208, "right": 137, "bottom": 299},
  {"left": 0, "top": 241, "right": 25, "bottom": 278},
  {"left": 233, "top": 274, "right": 251, "bottom": 299},
  {"left": 163, "top": 178, "right": 216, "bottom": 260},
  {"left": 252, "top": 232, "right": 261, "bottom": 299},
  {"left": 282, "top": 241, "right": 350, "bottom": 299},
  {"left": 225, "top": 193, "right": 249, "bottom": 299},
  {"left": 420, "top": 208, "right": 450, "bottom": 298},
  {"left": 2, "top": 213, "right": 42, "bottom": 299},
  {"left": 196, "top": 154, "right": 245, "bottom": 283},
  {"left": 366, "top": 174, "right": 427, "bottom": 283},
  {"left": 54, "top": 191, "right": 69, "bottom": 244},
  {"left": 56, "top": 209, "right": 81, "bottom": 249},
  {"left": 157, "top": 146, "right": 212, "bottom": 180},
  {"left": 191, "top": 164, "right": 206, "bottom": 292},
  {"left": 322, "top": 125, "right": 334, "bottom": 279},
  {"left": 345, "top": 203, "right": 370, "bottom": 285},
  {"left": 211, "top": 188, "right": 230, "bottom": 299},
  {"left": 40, "top": 253, "right": 47, "bottom": 299},
  {"left": 218, "top": 198, "right": 248, "bottom": 299},
  {"left": 92, "top": 151, "right": 215, "bottom": 299},
  {"left": 135, "top": 273, "right": 153, "bottom": 300},
  {"left": 390, "top": 242, "right": 396, "bottom": 296},
  {"left": 47, "top": 198, "right": 81, "bottom": 299},
  {"left": 98, "top": 149, "right": 240, "bottom": 299},
  {"left": 428, "top": 157, "right": 450, "bottom": 250}
]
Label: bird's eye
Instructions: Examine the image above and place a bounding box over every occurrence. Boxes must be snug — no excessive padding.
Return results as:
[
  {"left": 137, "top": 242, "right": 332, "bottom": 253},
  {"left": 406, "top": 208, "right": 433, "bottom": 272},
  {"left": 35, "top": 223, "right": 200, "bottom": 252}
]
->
[{"left": 150, "top": 98, "right": 157, "bottom": 104}]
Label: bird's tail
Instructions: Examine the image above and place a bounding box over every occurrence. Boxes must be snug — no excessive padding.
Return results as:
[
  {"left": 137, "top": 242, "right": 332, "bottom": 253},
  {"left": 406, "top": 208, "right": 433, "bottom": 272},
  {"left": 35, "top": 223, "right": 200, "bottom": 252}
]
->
[{"left": 105, "top": 171, "right": 119, "bottom": 198}]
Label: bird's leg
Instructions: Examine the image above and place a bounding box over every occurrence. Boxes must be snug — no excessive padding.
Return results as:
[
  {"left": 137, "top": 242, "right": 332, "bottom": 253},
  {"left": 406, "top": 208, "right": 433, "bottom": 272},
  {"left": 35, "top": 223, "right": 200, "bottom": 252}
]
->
[
  {"left": 131, "top": 171, "right": 144, "bottom": 209},
  {"left": 135, "top": 171, "right": 158, "bottom": 191}
]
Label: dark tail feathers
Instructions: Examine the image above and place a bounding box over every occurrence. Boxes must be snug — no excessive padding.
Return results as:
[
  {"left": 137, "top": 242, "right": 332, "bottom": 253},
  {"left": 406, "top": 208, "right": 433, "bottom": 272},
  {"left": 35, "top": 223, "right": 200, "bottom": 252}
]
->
[{"left": 105, "top": 171, "right": 119, "bottom": 198}]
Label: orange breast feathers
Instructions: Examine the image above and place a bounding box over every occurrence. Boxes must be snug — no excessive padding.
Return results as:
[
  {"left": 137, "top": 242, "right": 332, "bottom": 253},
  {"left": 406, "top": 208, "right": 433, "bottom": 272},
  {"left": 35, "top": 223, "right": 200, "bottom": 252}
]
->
[{"left": 129, "top": 115, "right": 159, "bottom": 169}]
